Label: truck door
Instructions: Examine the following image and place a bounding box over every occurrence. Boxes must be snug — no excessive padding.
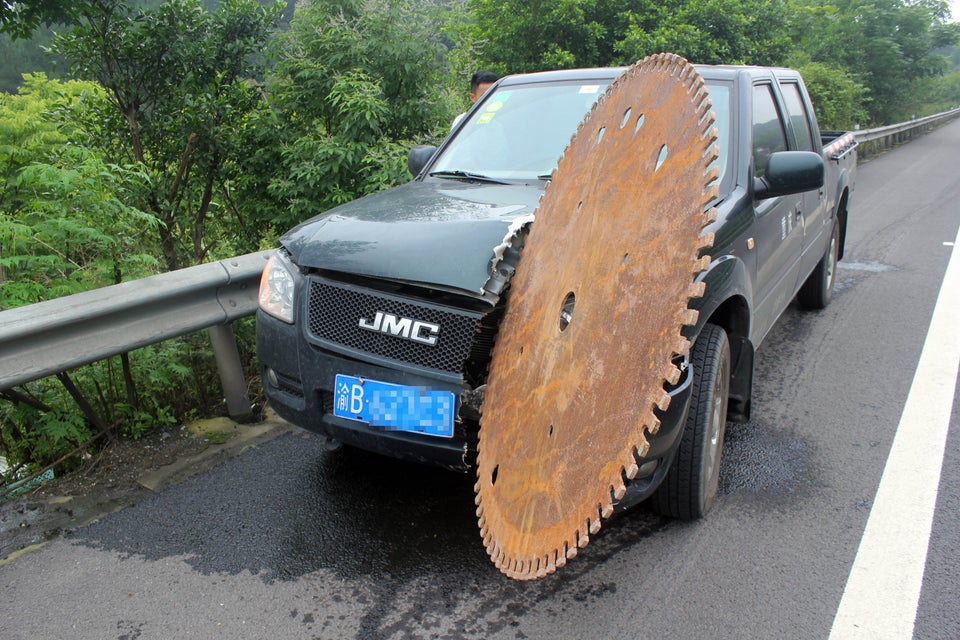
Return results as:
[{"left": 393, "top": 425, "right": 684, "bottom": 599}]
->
[
  {"left": 779, "top": 80, "right": 829, "bottom": 278},
  {"left": 751, "top": 82, "right": 804, "bottom": 339}
]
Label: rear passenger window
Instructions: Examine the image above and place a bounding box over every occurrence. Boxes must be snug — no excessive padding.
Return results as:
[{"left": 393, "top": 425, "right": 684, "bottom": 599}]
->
[
  {"left": 781, "top": 82, "right": 815, "bottom": 151},
  {"left": 752, "top": 84, "right": 788, "bottom": 178}
]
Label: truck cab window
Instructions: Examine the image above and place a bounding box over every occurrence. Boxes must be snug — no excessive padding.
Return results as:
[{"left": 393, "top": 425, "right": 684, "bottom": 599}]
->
[
  {"left": 780, "top": 83, "right": 815, "bottom": 151},
  {"left": 752, "top": 84, "right": 788, "bottom": 178}
]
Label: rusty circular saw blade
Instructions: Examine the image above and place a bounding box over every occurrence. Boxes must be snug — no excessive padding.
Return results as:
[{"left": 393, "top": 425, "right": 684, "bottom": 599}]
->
[{"left": 475, "top": 53, "right": 721, "bottom": 581}]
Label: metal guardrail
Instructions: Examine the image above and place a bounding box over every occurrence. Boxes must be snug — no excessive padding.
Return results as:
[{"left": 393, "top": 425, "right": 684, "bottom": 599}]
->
[
  {"left": 1, "top": 106, "right": 958, "bottom": 419},
  {"left": 853, "top": 107, "right": 960, "bottom": 157},
  {"left": 0, "top": 251, "right": 270, "bottom": 418}
]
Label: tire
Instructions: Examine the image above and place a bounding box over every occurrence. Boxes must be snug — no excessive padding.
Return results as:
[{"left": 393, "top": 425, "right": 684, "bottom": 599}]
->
[
  {"left": 797, "top": 221, "right": 839, "bottom": 309},
  {"left": 653, "top": 323, "right": 730, "bottom": 520}
]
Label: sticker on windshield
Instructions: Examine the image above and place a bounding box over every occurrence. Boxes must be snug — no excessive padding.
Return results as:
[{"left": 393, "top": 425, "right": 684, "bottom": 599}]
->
[
  {"left": 485, "top": 100, "right": 505, "bottom": 112},
  {"left": 477, "top": 112, "right": 496, "bottom": 124},
  {"left": 579, "top": 85, "right": 600, "bottom": 94}
]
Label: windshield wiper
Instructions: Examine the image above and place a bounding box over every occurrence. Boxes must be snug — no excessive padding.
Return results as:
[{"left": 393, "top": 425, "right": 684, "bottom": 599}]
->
[{"left": 428, "top": 170, "right": 509, "bottom": 184}]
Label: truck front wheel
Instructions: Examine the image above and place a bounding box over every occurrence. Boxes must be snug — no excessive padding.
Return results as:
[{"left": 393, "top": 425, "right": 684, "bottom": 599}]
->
[{"left": 652, "top": 323, "right": 730, "bottom": 520}]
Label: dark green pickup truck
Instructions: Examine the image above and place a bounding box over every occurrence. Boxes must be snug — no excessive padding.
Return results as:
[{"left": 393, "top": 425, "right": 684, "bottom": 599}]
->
[{"left": 256, "top": 65, "right": 856, "bottom": 518}]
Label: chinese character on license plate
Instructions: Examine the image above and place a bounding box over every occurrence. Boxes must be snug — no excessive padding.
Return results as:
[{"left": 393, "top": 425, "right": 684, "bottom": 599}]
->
[{"left": 332, "top": 374, "right": 456, "bottom": 438}]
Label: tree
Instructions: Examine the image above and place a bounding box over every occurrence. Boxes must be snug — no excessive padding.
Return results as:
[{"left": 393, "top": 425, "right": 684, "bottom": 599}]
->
[
  {"left": 0, "top": 73, "right": 157, "bottom": 306},
  {"left": 467, "top": 0, "right": 792, "bottom": 73},
  {"left": 616, "top": 0, "right": 792, "bottom": 65},
  {"left": 0, "top": 73, "right": 174, "bottom": 474},
  {"left": 235, "top": 0, "right": 459, "bottom": 231},
  {"left": 791, "top": 0, "right": 959, "bottom": 123},
  {"left": 55, "top": 0, "right": 283, "bottom": 270},
  {"left": 467, "top": 0, "right": 629, "bottom": 72},
  {"left": 796, "top": 62, "right": 870, "bottom": 129},
  {"left": 0, "top": 0, "right": 86, "bottom": 39}
]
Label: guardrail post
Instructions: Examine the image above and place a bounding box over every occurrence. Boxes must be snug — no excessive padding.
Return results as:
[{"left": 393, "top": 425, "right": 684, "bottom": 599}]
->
[{"left": 208, "top": 323, "right": 252, "bottom": 420}]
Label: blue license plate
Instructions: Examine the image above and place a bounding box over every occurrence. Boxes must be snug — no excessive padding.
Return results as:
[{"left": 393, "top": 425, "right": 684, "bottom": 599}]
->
[{"left": 332, "top": 374, "right": 456, "bottom": 438}]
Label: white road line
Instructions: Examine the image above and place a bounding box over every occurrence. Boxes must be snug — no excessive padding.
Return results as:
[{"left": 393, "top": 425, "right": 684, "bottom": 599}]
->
[{"left": 830, "top": 227, "right": 960, "bottom": 639}]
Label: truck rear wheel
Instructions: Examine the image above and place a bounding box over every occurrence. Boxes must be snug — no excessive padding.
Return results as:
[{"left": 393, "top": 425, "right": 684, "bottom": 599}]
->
[
  {"left": 797, "top": 221, "right": 839, "bottom": 309},
  {"left": 653, "top": 323, "right": 730, "bottom": 520}
]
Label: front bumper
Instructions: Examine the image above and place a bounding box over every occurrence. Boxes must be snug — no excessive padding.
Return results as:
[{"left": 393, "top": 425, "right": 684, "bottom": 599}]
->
[{"left": 257, "top": 309, "right": 693, "bottom": 479}]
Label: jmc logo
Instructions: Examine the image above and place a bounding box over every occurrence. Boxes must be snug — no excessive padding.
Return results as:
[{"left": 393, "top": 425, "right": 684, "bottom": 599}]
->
[{"left": 358, "top": 311, "right": 440, "bottom": 346}]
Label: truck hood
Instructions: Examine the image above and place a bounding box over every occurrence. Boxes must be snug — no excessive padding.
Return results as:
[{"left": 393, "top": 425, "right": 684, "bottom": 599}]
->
[{"left": 280, "top": 180, "right": 542, "bottom": 294}]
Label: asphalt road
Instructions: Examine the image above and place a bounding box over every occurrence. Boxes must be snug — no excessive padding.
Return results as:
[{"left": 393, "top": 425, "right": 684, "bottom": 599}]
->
[{"left": 2, "top": 119, "right": 959, "bottom": 640}]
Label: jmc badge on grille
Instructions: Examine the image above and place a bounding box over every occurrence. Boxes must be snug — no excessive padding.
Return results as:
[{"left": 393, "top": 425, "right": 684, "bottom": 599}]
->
[
  {"left": 333, "top": 374, "right": 455, "bottom": 438},
  {"left": 358, "top": 311, "right": 440, "bottom": 346}
]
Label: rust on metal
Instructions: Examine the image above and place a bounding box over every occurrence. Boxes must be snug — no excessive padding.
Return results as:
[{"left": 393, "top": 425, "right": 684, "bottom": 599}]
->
[{"left": 475, "top": 53, "right": 720, "bottom": 580}]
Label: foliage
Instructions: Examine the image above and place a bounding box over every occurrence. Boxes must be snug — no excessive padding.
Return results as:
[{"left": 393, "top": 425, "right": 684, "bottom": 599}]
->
[
  {"left": 796, "top": 62, "right": 871, "bottom": 129},
  {"left": 0, "top": 74, "right": 158, "bottom": 308},
  {"left": 790, "top": 0, "right": 959, "bottom": 124},
  {"left": 467, "top": 0, "right": 628, "bottom": 72},
  {"left": 467, "top": 0, "right": 792, "bottom": 73},
  {"left": 0, "top": 28, "right": 68, "bottom": 93},
  {"left": 0, "top": 336, "right": 217, "bottom": 474},
  {"left": 0, "top": 0, "right": 88, "bottom": 40},
  {"left": 55, "top": 0, "right": 284, "bottom": 269},
  {"left": 467, "top": 0, "right": 958, "bottom": 124},
  {"left": 235, "top": 0, "right": 459, "bottom": 231},
  {"left": 616, "top": 0, "right": 793, "bottom": 66},
  {"left": 928, "top": 68, "right": 960, "bottom": 107}
]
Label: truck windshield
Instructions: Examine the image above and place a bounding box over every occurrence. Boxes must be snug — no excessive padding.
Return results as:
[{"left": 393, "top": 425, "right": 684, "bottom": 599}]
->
[{"left": 432, "top": 78, "right": 730, "bottom": 187}]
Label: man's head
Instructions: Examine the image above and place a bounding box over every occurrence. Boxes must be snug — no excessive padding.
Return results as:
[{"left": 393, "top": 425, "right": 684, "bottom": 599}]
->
[{"left": 470, "top": 70, "right": 500, "bottom": 102}]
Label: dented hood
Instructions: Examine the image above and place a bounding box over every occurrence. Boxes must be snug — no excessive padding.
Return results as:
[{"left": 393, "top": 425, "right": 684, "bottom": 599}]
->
[{"left": 280, "top": 180, "right": 542, "bottom": 294}]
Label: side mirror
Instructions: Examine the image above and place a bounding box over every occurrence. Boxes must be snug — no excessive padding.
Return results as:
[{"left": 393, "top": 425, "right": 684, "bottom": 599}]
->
[
  {"left": 408, "top": 145, "right": 437, "bottom": 177},
  {"left": 753, "top": 151, "right": 825, "bottom": 199}
]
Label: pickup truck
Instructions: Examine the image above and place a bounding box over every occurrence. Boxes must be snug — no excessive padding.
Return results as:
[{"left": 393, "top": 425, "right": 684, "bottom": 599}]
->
[{"left": 256, "top": 65, "right": 857, "bottom": 519}]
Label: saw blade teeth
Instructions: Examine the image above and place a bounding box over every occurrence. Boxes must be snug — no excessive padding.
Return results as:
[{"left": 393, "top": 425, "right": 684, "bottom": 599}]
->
[
  {"left": 681, "top": 308, "right": 700, "bottom": 327},
  {"left": 704, "top": 165, "right": 721, "bottom": 189},
  {"left": 636, "top": 434, "right": 651, "bottom": 458},
  {"left": 624, "top": 455, "right": 640, "bottom": 479},
  {"left": 536, "top": 560, "right": 547, "bottom": 579},
  {"left": 699, "top": 116, "right": 715, "bottom": 137},
  {"left": 648, "top": 415, "right": 662, "bottom": 435},
  {"left": 693, "top": 255, "right": 711, "bottom": 273},
  {"left": 613, "top": 478, "right": 628, "bottom": 501},
  {"left": 703, "top": 144, "right": 720, "bottom": 166},
  {"left": 706, "top": 182, "right": 721, "bottom": 202},
  {"left": 663, "top": 361, "right": 681, "bottom": 385},
  {"left": 696, "top": 97, "right": 714, "bottom": 120},
  {"left": 675, "top": 336, "right": 692, "bottom": 356},
  {"left": 704, "top": 125, "right": 720, "bottom": 147},
  {"left": 688, "top": 75, "right": 706, "bottom": 97},
  {"left": 656, "top": 389, "right": 672, "bottom": 412},
  {"left": 699, "top": 198, "right": 719, "bottom": 222},
  {"left": 577, "top": 528, "right": 589, "bottom": 549},
  {"left": 700, "top": 184, "right": 720, "bottom": 208},
  {"left": 597, "top": 504, "right": 613, "bottom": 530},
  {"left": 587, "top": 506, "right": 601, "bottom": 541},
  {"left": 689, "top": 280, "right": 707, "bottom": 299}
]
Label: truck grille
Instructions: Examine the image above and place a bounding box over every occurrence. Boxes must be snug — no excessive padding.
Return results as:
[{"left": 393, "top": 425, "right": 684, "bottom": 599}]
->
[{"left": 307, "top": 278, "right": 485, "bottom": 375}]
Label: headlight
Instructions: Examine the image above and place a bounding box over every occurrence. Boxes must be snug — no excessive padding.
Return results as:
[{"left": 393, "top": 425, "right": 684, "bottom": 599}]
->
[{"left": 258, "top": 251, "right": 297, "bottom": 323}]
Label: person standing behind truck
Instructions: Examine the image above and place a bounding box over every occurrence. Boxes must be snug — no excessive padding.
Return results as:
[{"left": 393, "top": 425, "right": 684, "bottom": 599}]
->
[{"left": 452, "top": 70, "right": 500, "bottom": 128}]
